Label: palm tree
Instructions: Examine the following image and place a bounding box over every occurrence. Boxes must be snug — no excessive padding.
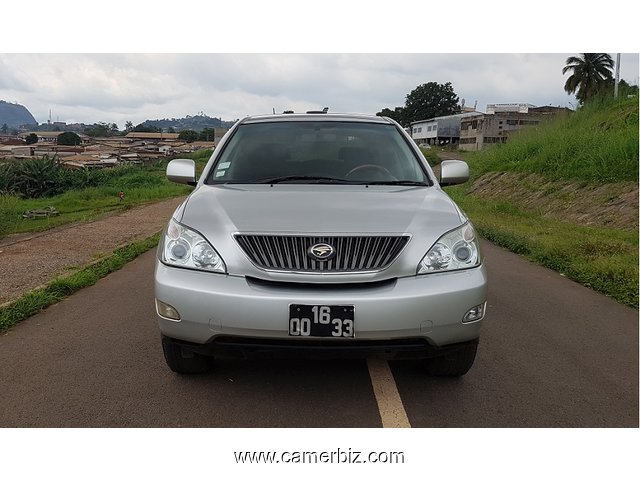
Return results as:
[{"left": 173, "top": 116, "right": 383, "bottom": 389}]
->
[{"left": 562, "top": 53, "right": 614, "bottom": 104}]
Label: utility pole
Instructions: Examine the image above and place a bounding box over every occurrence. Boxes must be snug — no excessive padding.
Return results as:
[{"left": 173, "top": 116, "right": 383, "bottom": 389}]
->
[{"left": 614, "top": 53, "right": 621, "bottom": 98}]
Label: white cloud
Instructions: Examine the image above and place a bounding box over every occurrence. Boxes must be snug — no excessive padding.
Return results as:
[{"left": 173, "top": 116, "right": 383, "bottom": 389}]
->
[{"left": 0, "top": 53, "right": 637, "bottom": 126}]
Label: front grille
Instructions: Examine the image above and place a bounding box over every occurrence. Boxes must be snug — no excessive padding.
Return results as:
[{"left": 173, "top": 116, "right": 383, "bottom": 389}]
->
[{"left": 235, "top": 234, "right": 409, "bottom": 273}]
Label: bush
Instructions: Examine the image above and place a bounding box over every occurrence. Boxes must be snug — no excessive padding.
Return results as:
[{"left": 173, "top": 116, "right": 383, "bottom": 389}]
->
[
  {"left": 0, "top": 162, "right": 18, "bottom": 195},
  {"left": 0, "top": 156, "right": 163, "bottom": 199},
  {"left": 10, "top": 155, "right": 61, "bottom": 198}
]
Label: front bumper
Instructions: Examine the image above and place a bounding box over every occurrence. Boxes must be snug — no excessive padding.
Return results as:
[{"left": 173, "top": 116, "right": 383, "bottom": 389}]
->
[{"left": 154, "top": 261, "right": 488, "bottom": 353}]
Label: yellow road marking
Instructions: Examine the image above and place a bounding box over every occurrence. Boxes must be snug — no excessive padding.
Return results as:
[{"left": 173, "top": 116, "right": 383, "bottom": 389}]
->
[{"left": 367, "top": 358, "right": 411, "bottom": 428}]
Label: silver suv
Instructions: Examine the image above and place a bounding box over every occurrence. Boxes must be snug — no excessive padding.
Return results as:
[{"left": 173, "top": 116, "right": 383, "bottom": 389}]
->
[{"left": 155, "top": 113, "right": 487, "bottom": 375}]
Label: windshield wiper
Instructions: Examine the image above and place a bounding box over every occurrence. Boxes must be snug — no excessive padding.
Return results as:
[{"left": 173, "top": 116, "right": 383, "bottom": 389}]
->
[
  {"left": 257, "top": 175, "right": 354, "bottom": 184},
  {"left": 362, "top": 180, "right": 428, "bottom": 186}
]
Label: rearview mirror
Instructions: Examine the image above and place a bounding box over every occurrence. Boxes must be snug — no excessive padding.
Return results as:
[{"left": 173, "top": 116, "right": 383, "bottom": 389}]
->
[
  {"left": 439, "top": 160, "right": 469, "bottom": 186},
  {"left": 166, "top": 159, "right": 196, "bottom": 186}
]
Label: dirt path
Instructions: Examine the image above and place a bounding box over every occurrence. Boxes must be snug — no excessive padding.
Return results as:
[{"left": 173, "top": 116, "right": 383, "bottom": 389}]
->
[{"left": 0, "top": 197, "right": 185, "bottom": 305}]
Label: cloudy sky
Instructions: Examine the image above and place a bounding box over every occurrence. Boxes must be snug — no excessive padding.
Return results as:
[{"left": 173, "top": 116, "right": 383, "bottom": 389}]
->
[
  {"left": 2, "top": 2, "right": 638, "bottom": 128},
  {"left": 1, "top": 53, "right": 637, "bottom": 128}
]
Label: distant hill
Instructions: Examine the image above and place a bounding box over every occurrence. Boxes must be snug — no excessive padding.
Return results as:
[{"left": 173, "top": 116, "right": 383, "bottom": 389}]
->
[
  {"left": 140, "top": 113, "right": 236, "bottom": 132},
  {"left": 0, "top": 100, "right": 38, "bottom": 128}
]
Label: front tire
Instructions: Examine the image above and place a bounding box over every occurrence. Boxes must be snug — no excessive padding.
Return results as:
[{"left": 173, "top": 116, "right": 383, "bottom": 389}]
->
[
  {"left": 161, "top": 335, "right": 211, "bottom": 374},
  {"left": 424, "top": 339, "right": 478, "bottom": 377}
]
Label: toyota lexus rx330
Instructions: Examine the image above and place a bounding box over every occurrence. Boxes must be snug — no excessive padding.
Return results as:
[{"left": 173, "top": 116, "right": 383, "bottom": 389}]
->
[{"left": 155, "top": 113, "right": 488, "bottom": 376}]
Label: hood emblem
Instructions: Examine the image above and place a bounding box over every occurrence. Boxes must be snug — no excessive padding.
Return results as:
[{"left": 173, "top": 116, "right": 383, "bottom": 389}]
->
[{"left": 308, "top": 243, "right": 336, "bottom": 261}]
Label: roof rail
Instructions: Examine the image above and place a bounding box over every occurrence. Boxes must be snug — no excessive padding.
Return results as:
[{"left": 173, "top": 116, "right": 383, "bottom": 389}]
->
[{"left": 306, "top": 107, "right": 329, "bottom": 114}]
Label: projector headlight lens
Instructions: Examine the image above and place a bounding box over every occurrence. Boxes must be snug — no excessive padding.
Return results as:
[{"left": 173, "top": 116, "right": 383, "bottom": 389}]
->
[
  {"left": 161, "top": 218, "right": 226, "bottom": 273},
  {"left": 418, "top": 223, "right": 481, "bottom": 274}
]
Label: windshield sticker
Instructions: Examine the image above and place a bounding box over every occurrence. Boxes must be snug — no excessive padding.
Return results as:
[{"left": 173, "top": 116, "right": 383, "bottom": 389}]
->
[
  {"left": 218, "top": 162, "right": 231, "bottom": 169},
  {"left": 215, "top": 170, "right": 226, "bottom": 177}
]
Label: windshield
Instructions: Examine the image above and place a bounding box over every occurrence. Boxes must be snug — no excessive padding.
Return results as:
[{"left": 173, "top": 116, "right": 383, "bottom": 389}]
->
[{"left": 205, "top": 121, "right": 431, "bottom": 185}]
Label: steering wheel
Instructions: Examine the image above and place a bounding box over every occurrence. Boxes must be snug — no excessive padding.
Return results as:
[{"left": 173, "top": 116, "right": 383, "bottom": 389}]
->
[{"left": 345, "top": 164, "right": 397, "bottom": 181}]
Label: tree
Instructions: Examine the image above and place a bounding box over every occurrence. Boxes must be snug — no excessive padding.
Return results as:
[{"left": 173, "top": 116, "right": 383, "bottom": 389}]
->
[
  {"left": 403, "top": 82, "right": 459, "bottom": 125},
  {"left": 133, "top": 123, "right": 161, "bottom": 133},
  {"left": 1, "top": 123, "right": 8, "bottom": 134},
  {"left": 57, "top": 131, "right": 82, "bottom": 146},
  {"left": 595, "top": 78, "right": 639, "bottom": 99},
  {"left": 178, "top": 130, "right": 199, "bottom": 143},
  {"left": 376, "top": 107, "right": 405, "bottom": 125},
  {"left": 124, "top": 121, "right": 134, "bottom": 132},
  {"left": 376, "top": 82, "right": 460, "bottom": 127},
  {"left": 562, "top": 53, "right": 614, "bottom": 104},
  {"left": 84, "top": 122, "right": 113, "bottom": 137},
  {"left": 199, "top": 127, "right": 216, "bottom": 141},
  {"left": 620, "top": 80, "right": 639, "bottom": 97},
  {"left": 25, "top": 133, "right": 38, "bottom": 144}
]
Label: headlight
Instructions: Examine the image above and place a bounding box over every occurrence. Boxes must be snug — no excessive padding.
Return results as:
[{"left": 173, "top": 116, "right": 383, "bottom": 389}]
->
[
  {"left": 161, "top": 218, "right": 226, "bottom": 273},
  {"left": 418, "top": 222, "right": 481, "bottom": 274}
]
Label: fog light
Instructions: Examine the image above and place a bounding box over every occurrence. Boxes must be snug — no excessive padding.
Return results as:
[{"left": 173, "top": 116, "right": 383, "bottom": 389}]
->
[
  {"left": 155, "top": 299, "right": 181, "bottom": 321},
  {"left": 463, "top": 303, "right": 486, "bottom": 323}
]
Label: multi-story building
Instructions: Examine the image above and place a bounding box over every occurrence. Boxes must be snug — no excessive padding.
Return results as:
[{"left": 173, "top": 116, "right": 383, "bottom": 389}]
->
[
  {"left": 410, "top": 112, "right": 480, "bottom": 147},
  {"left": 458, "top": 112, "right": 542, "bottom": 150},
  {"left": 486, "top": 103, "right": 535, "bottom": 114},
  {"left": 458, "top": 104, "right": 569, "bottom": 151}
]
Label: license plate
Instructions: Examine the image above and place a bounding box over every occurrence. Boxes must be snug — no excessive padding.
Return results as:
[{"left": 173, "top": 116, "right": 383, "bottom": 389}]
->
[{"left": 289, "top": 304, "right": 355, "bottom": 338}]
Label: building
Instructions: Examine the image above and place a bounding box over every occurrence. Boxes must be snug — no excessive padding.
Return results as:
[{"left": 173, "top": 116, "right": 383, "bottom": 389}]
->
[
  {"left": 410, "top": 112, "right": 481, "bottom": 147},
  {"left": 124, "top": 132, "right": 180, "bottom": 142},
  {"left": 458, "top": 112, "right": 542, "bottom": 151},
  {"left": 486, "top": 103, "right": 536, "bottom": 114},
  {"left": 18, "top": 131, "right": 90, "bottom": 144},
  {"left": 457, "top": 102, "right": 572, "bottom": 151}
]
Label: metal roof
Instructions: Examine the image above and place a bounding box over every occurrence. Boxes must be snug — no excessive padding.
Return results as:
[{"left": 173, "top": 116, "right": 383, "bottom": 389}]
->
[{"left": 410, "top": 111, "right": 483, "bottom": 125}]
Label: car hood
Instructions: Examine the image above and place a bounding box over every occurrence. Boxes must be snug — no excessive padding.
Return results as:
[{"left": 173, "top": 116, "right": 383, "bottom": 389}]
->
[
  {"left": 181, "top": 184, "right": 463, "bottom": 233},
  {"left": 178, "top": 184, "right": 467, "bottom": 280}
]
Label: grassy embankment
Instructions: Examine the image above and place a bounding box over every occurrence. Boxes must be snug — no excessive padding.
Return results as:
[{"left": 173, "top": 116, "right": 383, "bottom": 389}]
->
[
  {"left": 438, "top": 98, "right": 639, "bottom": 307},
  {"left": 0, "top": 149, "right": 211, "bottom": 240}
]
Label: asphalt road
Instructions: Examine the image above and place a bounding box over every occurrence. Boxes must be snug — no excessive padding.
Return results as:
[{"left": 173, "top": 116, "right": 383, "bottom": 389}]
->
[{"left": 0, "top": 241, "right": 637, "bottom": 427}]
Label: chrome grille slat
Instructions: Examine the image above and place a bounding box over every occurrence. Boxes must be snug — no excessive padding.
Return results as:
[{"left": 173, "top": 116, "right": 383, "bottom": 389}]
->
[
  {"left": 379, "top": 237, "right": 389, "bottom": 267},
  {"left": 369, "top": 237, "right": 380, "bottom": 268},
  {"left": 236, "top": 235, "right": 409, "bottom": 273}
]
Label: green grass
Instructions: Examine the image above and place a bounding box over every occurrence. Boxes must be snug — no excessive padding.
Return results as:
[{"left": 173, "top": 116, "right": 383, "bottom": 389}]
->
[
  {"left": 0, "top": 150, "right": 214, "bottom": 240},
  {"left": 448, "top": 186, "right": 638, "bottom": 308},
  {"left": 460, "top": 97, "right": 639, "bottom": 184},
  {"left": 419, "top": 147, "right": 441, "bottom": 166},
  {"left": 0, "top": 163, "right": 193, "bottom": 239},
  {"left": 441, "top": 98, "right": 640, "bottom": 307},
  {"left": 0, "top": 233, "right": 161, "bottom": 333}
]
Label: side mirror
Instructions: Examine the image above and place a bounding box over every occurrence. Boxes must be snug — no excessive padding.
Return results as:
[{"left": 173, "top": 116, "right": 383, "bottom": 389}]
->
[
  {"left": 439, "top": 160, "right": 469, "bottom": 186},
  {"left": 166, "top": 159, "right": 196, "bottom": 185}
]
